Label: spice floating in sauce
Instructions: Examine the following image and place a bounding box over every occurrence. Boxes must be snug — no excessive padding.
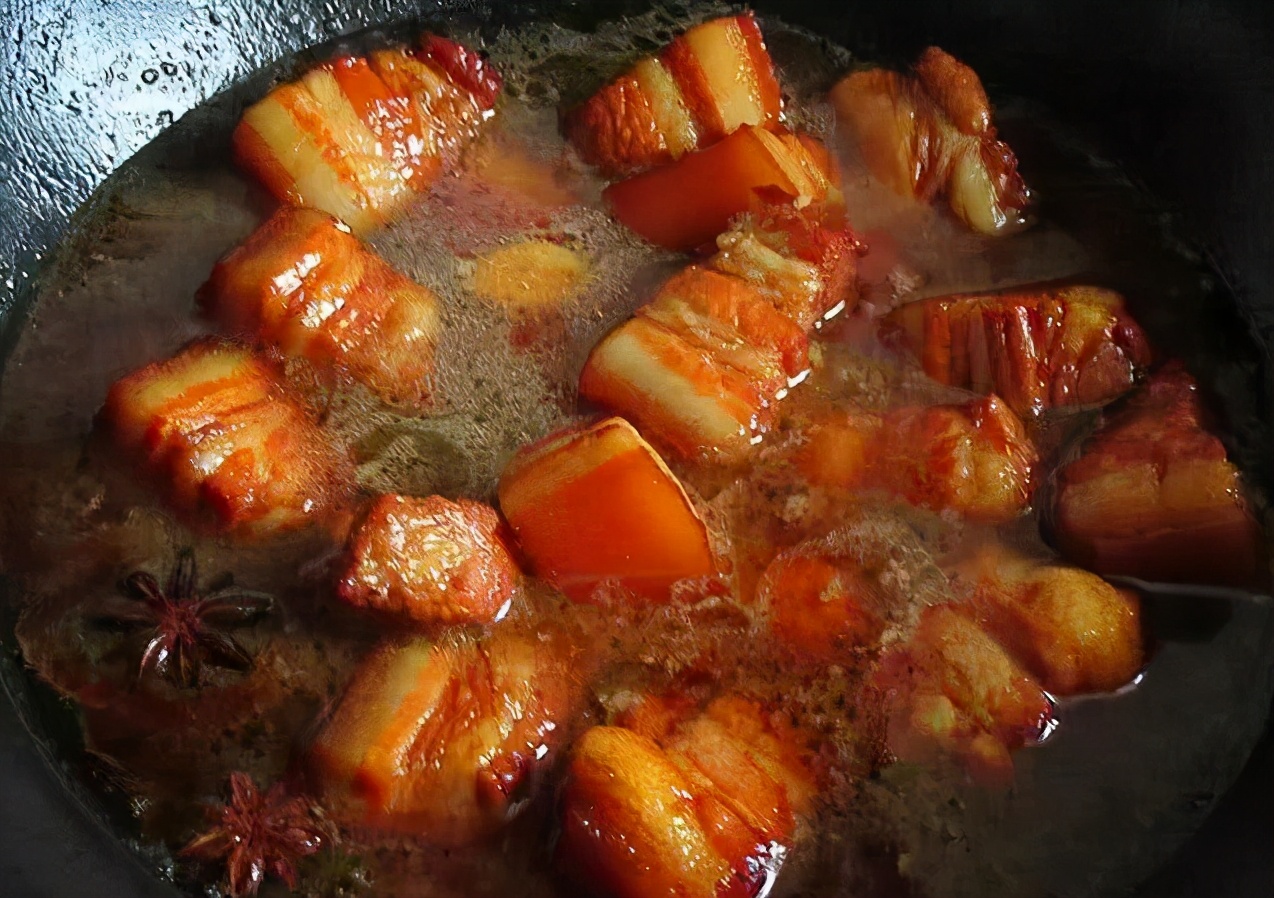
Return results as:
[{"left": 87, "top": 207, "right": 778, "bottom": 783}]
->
[{"left": 90, "top": 548, "right": 274, "bottom": 688}]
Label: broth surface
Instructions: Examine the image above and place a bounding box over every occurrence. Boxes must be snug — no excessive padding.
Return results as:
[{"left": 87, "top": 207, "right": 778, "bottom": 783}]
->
[{"left": 1, "top": 5, "right": 1271, "bottom": 898}]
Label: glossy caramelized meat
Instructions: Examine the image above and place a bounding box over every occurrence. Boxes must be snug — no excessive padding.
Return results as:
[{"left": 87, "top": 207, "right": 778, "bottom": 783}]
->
[
  {"left": 708, "top": 199, "right": 862, "bottom": 330},
  {"left": 832, "top": 47, "right": 1030, "bottom": 235},
  {"left": 581, "top": 194, "right": 859, "bottom": 463},
  {"left": 566, "top": 13, "right": 781, "bottom": 177},
  {"left": 308, "top": 629, "right": 580, "bottom": 843},
  {"left": 959, "top": 546, "right": 1144, "bottom": 695},
  {"left": 234, "top": 34, "right": 500, "bottom": 233},
  {"left": 795, "top": 394, "right": 1038, "bottom": 523},
  {"left": 882, "top": 283, "right": 1153, "bottom": 416},
  {"left": 757, "top": 539, "right": 1142, "bottom": 783},
  {"left": 337, "top": 494, "right": 520, "bottom": 626},
  {"left": 873, "top": 604, "right": 1054, "bottom": 784},
  {"left": 198, "top": 206, "right": 442, "bottom": 409},
  {"left": 757, "top": 537, "right": 1144, "bottom": 695},
  {"left": 557, "top": 694, "right": 816, "bottom": 898},
  {"left": 1053, "top": 363, "right": 1268, "bottom": 588},
  {"left": 99, "top": 339, "right": 351, "bottom": 538},
  {"left": 498, "top": 417, "right": 717, "bottom": 603},
  {"left": 580, "top": 266, "right": 809, "bottom": 463},
  {"left": 603, "top": 126, "right": 840, "bottom": 251}
]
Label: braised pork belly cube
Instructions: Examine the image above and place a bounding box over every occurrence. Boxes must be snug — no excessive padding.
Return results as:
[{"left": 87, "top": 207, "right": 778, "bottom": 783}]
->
[
  {"left": 757, "top": 549, "right": 887, "bottom": 663},
  {"left": 796, "top": 395, "right": 1037, "bottom": 523},
  {"left": 882, "top": 284, "right": 1153, "bottom": 417},
  {"left": 873, "top": 604, "right": 1054, "bottom": 784},
  {"left": 198, "top": 207, "right": 442, "bottom": 409},
  {"left": 1052, "top": 363, "right": 1268, "bottom": 589},
  {"left": 876, "top": 396, "right": 1038, "bottom": 521},
  {"left": 831, "top": 47, "right": 1030, "bottom": 235},
  {"left": 233, "top": 34, "right": 501, "bottom": 233},
  {"left": 497, "top": 417, "right": 717, "bottom": 604},
  {"left": 580, "top": 313, "right": 782, "bottom": 462},
  {"left": 959, "top": 546, "right": 1143, "bottom": 695},
  {"left": 709, "top": 200, "right": 862, "bottom": 330},
  {"left": 580, "top": 267, "right": 809, "bottom": 462},
  {"left": 337, "top": 494, "right": 520, "bottom": 626},
  {"left": 565, "top": 13, "right": 782, "bottom": 176},
  {"left": 557, "top": 695, "right": 816, "bottom": 898},
  {"left": 308, "top": 629, "right": 579, "bottom": 843},
  {"left": 99, "top": 339, "right": 350, "bottom": 538},
  {"left": 603, "top": 126, "right": 840, "bottom": 252}
]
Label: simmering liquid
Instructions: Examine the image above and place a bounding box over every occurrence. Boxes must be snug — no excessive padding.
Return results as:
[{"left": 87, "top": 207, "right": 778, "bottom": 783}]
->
[{"left": 1, "top": 5, "right": 1270, "bottom": 897}]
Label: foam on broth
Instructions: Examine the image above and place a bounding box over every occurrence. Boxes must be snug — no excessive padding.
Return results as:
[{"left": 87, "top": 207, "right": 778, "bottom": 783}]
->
[{"left": 0, "top": 6, "right": 1271, "bottom": 898}]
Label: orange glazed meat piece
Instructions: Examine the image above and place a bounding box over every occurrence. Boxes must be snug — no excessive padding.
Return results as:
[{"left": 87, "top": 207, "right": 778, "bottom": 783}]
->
[
  {"left": 308, "top": 629, "right": 580, "bottom": 843},
  {"left": 873, "top": 604, "right": 1054, "bottom": 785},
  {"left": 580, "top": 266, "right": 809, "bottom": 463},
  {"left": 959, "top": 546, "right": 1144, "bottom": 695},
  {"left": 603, "top": 126, "right": 840, "bottom": 252},
  {"left": 497, "top": 417, "right": 717, "bottom": 604},
  {"left": 557, "top": 695, "right": 816, "bottom": 898},
  {"left": 233, "top": 34, "right": 500, "bottom": 233},
  {"left": 831, "top": 47, "right": 1030, "bottom": 235},
  {"left": 565, "top": 13, "right": 782, "bottom": 176},
  {"left": 796, "top": 395, "right": 1037, "bottom": 523},
  {"left": 337, "top": 494, "right": 520, "bottom": 626},
  {"left": 99, "top": 339, "right": 351, "bottom": 538},
  {"left": 1052, "top": 363, "right": 1268, "bottom": 589},
  {"left": 559, "top": 727, "right": 731, "bottom": 898},
  {"left": 198, "top": 207, "right": 442, "bottom": 409},
  {"left": 709, "top": 200, "right": 863, "bottom": 330},
  {"left": 882, "top": 283, "right": 1153, "bottom": 417}
]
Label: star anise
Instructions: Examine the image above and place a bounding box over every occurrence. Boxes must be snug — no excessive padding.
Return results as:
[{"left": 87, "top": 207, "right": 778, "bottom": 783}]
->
[
  {"left": 182, "top": 772, "right": 329, "bottom": 897},
  {"left": 92, "top": 548, "right": 273, "bottom": 688}
]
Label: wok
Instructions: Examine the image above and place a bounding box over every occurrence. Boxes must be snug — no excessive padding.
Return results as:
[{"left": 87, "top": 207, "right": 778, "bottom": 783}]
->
[{"left": 1, "top": 1, "right": 1271, "bottom": 896}]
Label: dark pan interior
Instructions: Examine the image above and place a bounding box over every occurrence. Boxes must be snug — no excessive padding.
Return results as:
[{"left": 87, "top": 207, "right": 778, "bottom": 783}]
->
[{"left": 1, "top": 1, "right": 1271, "bottom": 896}]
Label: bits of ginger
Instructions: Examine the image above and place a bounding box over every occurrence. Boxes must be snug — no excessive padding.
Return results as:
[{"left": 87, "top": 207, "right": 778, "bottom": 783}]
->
[{"left": 469, "top": 240, "right": 590, "bottom": 313}]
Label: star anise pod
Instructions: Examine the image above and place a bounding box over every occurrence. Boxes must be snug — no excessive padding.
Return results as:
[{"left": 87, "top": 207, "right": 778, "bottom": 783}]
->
[
  {"left": 91, "top": 548, "right": 273, "bottom": 688},
  {"left": 183, "top": 772, "right": 329, "bottom": 897}
]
